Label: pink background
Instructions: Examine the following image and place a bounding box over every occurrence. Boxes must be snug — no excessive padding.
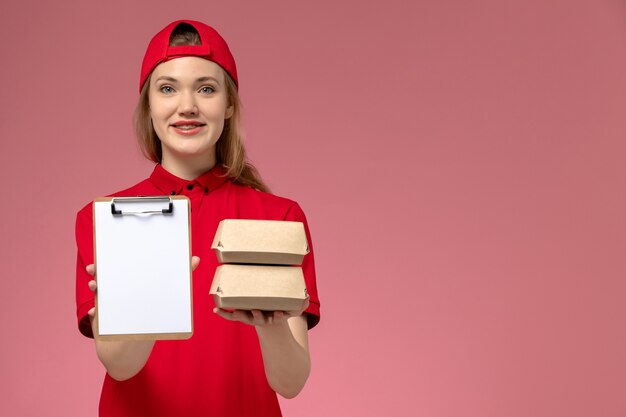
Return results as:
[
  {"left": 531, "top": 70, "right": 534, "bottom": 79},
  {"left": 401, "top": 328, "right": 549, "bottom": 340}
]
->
[{"left": 1, "top": 0, "right": 625, "bottom": 416}]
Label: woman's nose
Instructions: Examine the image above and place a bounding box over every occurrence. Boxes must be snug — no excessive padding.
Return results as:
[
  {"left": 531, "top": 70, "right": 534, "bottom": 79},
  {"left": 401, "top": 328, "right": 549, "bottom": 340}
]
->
[{"left": 178, "top": 92, "right": 198, "bottom": 115}]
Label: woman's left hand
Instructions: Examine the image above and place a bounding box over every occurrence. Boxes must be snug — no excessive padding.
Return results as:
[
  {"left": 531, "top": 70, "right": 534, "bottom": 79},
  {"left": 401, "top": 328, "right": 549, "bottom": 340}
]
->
[{"left": 213, "top": 299, "right": 309, "bottom": 327}]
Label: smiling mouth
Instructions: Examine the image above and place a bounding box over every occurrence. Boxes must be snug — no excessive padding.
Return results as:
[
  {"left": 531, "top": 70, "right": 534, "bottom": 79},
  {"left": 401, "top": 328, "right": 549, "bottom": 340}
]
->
[
  {"left": 173, "top": 124, "right": 204, "bottom": 130},
  {"left": 170, "top": 122, "right": 206, "bottom": 132}
]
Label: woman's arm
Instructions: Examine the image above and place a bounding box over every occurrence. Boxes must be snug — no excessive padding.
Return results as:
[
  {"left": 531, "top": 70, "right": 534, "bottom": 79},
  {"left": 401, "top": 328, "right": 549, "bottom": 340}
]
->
[
  {"left": 85, "top": 257, "right": 200, "bottom": 381},
  {"left": 91, "top": 318, "right": 155, "bottom": 381},
  {"left": 256, "top": 314, "right": 310, "bottom": 398},
  {"left": 214, "top": 307, "right": 311, "bottom": 398},
  {"left": 86, "top": 264, "right": 155, "bottom": 381}
]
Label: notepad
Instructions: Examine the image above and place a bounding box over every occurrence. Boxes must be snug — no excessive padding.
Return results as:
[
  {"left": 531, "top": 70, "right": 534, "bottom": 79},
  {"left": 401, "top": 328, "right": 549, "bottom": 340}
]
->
[{"left": 93, "top": 196, "right": 193, "bottom": 340}]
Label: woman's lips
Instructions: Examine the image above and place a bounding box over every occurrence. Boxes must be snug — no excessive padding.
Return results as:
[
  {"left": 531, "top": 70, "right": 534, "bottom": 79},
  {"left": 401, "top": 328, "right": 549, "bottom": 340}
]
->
[{"left": 170, "top": 121, "right": 206, "bottom": 136}]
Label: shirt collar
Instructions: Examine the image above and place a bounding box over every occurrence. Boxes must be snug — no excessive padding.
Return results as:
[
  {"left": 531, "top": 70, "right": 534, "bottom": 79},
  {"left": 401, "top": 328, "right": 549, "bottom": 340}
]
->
[{"left": 149, "top": 164, "right": 229, "bottom": 195}]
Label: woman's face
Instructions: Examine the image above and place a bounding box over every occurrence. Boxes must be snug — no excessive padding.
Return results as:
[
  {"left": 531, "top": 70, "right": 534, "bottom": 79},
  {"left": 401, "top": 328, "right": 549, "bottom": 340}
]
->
[{"left": 148, "top": 57, "right": 233, "bottom": 168}]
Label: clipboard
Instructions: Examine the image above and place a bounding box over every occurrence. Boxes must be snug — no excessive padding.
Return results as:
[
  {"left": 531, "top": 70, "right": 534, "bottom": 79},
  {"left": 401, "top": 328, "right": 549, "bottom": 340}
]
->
[{"left": 93, "top": 196, "right": 193, "bottom": 340}]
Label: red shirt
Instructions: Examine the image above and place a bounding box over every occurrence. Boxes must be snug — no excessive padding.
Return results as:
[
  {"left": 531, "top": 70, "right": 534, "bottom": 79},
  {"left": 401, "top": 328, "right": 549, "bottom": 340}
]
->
[{"left": 75, "top": 164, "right": 320, "bottom": 417}]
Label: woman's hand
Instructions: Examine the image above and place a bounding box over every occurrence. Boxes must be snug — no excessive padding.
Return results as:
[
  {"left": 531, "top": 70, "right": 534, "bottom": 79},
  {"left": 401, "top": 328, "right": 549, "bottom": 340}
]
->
[
  {"left": 212, "top": 299, "right": 309, "bottom": 327},
  {"left": 85, "top": 256, "right": 201, "bottom": 319},
  {"left": 86, "top": 264, "right": 97, "bottom": 321},
  {"left": 84, "top": 256, "right": 201, "bottom": 381}
]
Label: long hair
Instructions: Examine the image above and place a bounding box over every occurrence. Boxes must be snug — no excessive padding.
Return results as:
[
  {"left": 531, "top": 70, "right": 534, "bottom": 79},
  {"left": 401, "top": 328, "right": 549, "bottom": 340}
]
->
[{"left": 133, "top": 23, "right": 270, "bottom": 193}]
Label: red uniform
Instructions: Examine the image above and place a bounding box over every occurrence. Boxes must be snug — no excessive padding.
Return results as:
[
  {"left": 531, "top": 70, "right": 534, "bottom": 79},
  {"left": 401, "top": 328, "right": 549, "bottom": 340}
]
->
[{"left": 75, "top": 164, "right": 320, "bottom": 417}]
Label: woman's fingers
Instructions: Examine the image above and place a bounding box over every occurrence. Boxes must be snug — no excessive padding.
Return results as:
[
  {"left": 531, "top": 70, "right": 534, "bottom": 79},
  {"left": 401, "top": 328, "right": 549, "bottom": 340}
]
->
[
  {"left": 86, "top": 266, "right": 97, "bottom": 321},
  {"left": 213, "top": 308, "right": 289, "bottom": 327},
  {"left": 85, "top": 258, "right": 199, "bottom": 281},
  {"left": 86, "top": 257, "right": 200, "bottom": 279},
  {"left": 213, "top": 307, "right": 236, "bottom": 322},
  {"left": 191, "top": 256, "right": 200, "bottom": 271},
  {"left": 250, "top": 309, "right": 265, "bottom": 325}
]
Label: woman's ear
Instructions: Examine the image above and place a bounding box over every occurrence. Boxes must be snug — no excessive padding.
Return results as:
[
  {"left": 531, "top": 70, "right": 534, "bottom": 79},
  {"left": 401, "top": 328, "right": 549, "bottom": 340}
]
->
[{"left": 225, "top": 104, "right": 234, "bottom": 119}]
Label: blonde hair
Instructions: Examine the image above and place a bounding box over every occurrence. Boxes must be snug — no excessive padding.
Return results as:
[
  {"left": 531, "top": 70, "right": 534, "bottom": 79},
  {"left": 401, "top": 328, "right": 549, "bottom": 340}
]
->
[{"left": 133, "top": 24, "right": 270, "bottom": 193}]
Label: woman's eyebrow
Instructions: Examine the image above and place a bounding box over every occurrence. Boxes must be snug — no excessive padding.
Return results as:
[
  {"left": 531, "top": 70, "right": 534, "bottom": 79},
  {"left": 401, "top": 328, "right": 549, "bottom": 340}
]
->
[
  {"left": 154, "top": 75, "right": 221, "bottom": 85},
  {"left": 196, "top": 76, "right": 221, "bottom": 85},
  {"left": 155, "top": 76, "right": 178, "bottom": 83}
]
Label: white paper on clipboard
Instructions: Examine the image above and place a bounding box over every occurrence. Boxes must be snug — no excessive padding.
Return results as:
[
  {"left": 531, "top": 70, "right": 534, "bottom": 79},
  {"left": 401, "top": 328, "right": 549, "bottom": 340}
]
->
[{"left": 93, "top": 196, "right": 193, "bottom": 340}]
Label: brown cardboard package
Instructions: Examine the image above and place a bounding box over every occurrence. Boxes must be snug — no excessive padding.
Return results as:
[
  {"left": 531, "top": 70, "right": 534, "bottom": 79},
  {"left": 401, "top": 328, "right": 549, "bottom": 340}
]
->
[
  {"left": 210, "top": 264, "right": 309, "bottom": 311},
  {"left": 211, "top": 219, "right": 309, "bottom": 265},
  {"left": 210, "top": 219, "right": 310, "bottom": 311}
]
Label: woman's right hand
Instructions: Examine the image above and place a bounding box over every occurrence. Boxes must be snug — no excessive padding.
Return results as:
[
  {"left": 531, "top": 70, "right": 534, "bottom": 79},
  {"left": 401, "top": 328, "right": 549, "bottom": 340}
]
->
[
  {"left": 84, "top": 256, "right": 200, "bottom": 381},
  {"left": 85, "top": 256, "right": 200, "bottom": 321},
  {"left": 86, "top": 264, "right": 97, "bottom": 321}
]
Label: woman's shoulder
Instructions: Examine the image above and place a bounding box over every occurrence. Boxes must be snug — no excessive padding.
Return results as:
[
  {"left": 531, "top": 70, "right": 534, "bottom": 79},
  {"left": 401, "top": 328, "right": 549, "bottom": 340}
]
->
[
  {"left": 232, "top": 182, "right": 296, "bottom": 205},
  {"left": 224, "top": 181, "right": 304, "bottom": 220}
]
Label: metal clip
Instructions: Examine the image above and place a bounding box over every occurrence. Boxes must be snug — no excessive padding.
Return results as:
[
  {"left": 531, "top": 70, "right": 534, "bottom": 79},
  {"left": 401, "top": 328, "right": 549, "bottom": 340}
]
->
[{"left": 111, "top": 196, "right": 174, "bottom": 216}]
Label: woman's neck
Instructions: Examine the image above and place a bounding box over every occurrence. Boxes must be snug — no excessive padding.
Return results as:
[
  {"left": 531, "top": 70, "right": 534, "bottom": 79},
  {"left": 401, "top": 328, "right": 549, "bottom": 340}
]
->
[{"left": 161, "top": 152, "right": 217, "bottom": 181}]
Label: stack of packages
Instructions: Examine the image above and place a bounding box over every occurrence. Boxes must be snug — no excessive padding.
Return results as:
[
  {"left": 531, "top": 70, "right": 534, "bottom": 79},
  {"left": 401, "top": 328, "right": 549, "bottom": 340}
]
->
[{"left": 209, "top": 220, "right": 310, "bottom": 311}]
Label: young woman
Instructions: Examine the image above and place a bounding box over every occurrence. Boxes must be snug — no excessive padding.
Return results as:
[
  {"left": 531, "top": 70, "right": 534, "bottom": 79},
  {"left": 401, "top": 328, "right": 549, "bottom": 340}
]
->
[{"left": 75, "top": 20, "right": 320, "bottom": 417}]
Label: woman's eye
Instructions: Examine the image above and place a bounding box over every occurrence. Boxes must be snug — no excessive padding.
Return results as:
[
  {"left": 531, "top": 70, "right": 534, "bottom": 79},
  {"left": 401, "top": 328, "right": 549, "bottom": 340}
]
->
[
  {"left": 160, "top": 86, "right": 174, "bottom": 94},
  {"left": 199, "top": 86, "right": 215, "bottom": 94}
]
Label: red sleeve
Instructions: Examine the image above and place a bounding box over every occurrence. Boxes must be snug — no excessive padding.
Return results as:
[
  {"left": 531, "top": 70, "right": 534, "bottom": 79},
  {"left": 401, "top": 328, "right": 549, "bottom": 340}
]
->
[
  {"left": 284, "top": 202, "right": 321, "bottom": 329},
  {"left": 75, "top": 204, "right": 95, "bottom": 338}
]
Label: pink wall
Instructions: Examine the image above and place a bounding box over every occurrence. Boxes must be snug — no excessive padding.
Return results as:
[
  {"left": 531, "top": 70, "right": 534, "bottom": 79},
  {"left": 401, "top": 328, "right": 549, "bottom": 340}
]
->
[{"left": 1, "top": 0, "right": 625, "bottom": 415}]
